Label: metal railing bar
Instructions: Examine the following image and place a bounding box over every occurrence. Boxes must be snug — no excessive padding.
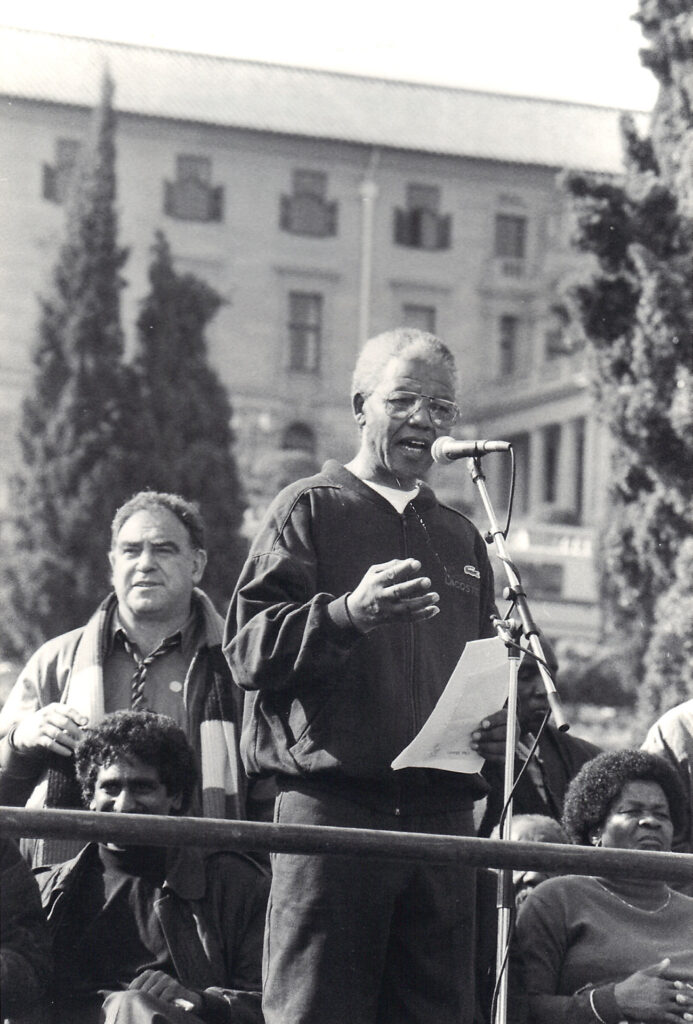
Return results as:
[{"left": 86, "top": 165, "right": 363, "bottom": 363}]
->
[{"left": 1, "top": 806, "right": 691, "bottom": 884}]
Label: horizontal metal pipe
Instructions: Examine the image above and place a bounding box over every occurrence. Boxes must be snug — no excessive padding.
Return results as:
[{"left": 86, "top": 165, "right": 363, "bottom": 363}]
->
[{"left": 1, "top": 806, "right": 692, "bottom": 884}]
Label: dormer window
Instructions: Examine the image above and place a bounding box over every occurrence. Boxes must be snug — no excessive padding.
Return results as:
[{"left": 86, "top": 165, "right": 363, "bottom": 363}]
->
[
  {"left": 280, "top": 170, "right": 338, "bottom": 237},
  {"left": 164, "top": 155, "right": 223, "bottom": 222},
  {"left": 394, "top": 185, "right": 451, "bottom": 251}
]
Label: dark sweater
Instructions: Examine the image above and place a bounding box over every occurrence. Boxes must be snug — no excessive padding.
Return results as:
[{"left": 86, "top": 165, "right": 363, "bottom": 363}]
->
[{"left": 516, "top": 874, "right": 693, "bottom": 1024}]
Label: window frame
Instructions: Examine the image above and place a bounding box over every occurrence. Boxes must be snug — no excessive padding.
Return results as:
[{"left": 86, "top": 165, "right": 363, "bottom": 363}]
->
[
  {"left": 494, "top": 213, "right": 527, "bottom": 260},
  {"left": 287, "top": 291, "right": 323, "bottom": 374},
  {"left": 164, "top": 154, "right": 223, "bottom": 223},
  {"left": 499, "top": 314, "right": 520, "bottom": 376},
  {"left": 43, "top": 137, "right": 81, "bottom": 204},
  {"left": 402, "top": 303, "right": 437, "bottom": 333}
]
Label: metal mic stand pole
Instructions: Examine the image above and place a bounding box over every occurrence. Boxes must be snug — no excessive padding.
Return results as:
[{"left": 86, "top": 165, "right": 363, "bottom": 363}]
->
[
  {"left": 465, "top": 456, "right": 570, "bottom": 1024},
  {"left": 467, "top": 456, "right": 569, "bottom": 730},
  {"left": 491, "top": 616, "right": 521, "bottom": 1024}
]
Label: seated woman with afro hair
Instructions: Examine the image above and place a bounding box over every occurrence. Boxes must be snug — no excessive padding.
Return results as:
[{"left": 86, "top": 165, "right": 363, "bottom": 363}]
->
[{"left": 515, "top": 749, "right": 693, "bottom": 1024}]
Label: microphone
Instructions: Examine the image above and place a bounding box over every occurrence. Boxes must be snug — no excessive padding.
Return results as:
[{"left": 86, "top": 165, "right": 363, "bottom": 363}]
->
[{"left": 431, "top": 437, "right": 512, "bottom": 462}]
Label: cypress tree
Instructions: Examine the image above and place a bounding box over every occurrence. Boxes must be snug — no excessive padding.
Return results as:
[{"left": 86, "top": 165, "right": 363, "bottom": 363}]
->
[
  {"left": 0, "top": 70, "right": 137, "bottom": 657},
  {"left": 563, "top": 1, "right": 693, "bottom": 716},
  {"left": 131, "top": 231, "right": 247, "bottom": 612}
]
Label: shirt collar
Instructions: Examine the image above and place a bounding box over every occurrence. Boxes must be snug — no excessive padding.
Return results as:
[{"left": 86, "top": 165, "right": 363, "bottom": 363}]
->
[{"left": 110, "top": 600, "right": 204, "bottom": 660}]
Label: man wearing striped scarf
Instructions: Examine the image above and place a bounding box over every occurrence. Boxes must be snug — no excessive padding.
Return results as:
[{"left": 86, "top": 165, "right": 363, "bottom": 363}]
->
[{"left": 0, "top": 491, "right": 247, "bottom": 866}]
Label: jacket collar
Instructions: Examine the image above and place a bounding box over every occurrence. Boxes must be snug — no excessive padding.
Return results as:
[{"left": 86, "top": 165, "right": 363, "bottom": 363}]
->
[
  {"left": 94, "top": 588, "right": 224, "bottom": 651},
  {"left": 48, "top": 841, "right": 209, "bottom": 900},
  {"left": 321, "top": 459, "right": 438, "bottom": 513}
]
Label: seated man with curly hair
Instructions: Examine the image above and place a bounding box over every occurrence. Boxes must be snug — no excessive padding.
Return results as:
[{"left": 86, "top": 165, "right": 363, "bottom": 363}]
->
[{"left": 36, "top": 710, "right": 267, "bottom": 1024}]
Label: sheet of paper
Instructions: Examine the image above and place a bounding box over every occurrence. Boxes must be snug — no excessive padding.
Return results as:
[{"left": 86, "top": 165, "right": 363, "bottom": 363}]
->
[{"left": 391, "top": 636, "right": 509, "bottom": 774}]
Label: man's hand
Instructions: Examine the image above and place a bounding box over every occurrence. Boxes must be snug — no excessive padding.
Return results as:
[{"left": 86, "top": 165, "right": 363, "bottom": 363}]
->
[
  {"left": 11, "top": 704, "right": 88, "bottom": 758},
  {"left": 346, "top": 558, "right": 439, "bottom": 633},
  {"left": 470, "top": 708, "right": 513, "bottom": 763},
  {"left": 129, "top": 969, "right": 203, "bottom": 1014},
  {"left": 613, "top": 958, "right": 693, "bottom": 1022}
]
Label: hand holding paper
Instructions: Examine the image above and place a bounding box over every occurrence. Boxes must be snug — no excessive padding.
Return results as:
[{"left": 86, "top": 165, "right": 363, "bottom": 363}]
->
[{"left": 392, "top": 636, "right": 509, "bottom": 774}]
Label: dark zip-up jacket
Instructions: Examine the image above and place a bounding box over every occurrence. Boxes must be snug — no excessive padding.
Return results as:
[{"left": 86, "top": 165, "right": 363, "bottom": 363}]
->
[
  {"left": 224, "top": 461, "right": 497, "bottom": 808},
  {"left": 36, "top": 843, "right": 267, "bottom": 1024},
  {"left": 0, "top": 835, "right": 52, "bottom": 1020}
]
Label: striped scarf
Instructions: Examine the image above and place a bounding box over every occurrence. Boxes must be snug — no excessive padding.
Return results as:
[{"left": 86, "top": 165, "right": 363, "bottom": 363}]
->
[{"left": 27, "top": 591, "right": 247, "bottom": 866}]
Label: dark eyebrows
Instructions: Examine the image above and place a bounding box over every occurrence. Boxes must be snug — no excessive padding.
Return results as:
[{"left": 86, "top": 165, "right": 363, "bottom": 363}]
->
[{"left": 115, "top": 539, "right": 182, "bottom": 553}]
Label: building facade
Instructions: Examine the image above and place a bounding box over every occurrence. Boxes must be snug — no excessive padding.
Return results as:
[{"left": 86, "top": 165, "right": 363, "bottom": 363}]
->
[{"left": 0, "top": 27, "right": 646, "bottom": 640}]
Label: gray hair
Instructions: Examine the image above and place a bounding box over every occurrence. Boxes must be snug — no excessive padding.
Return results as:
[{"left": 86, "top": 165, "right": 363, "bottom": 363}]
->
[
  {"left": 490, "top": 814, "right": 569, "bottom": 844},
  {"left": 110, "top": 491, "right": 206, "bottom": 551},
  {"left": 351, "top": 328, "right": 457, "bottom": 399}
]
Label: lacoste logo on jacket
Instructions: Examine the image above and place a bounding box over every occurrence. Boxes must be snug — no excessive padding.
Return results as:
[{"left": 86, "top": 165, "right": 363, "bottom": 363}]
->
[{"left": 444, "top": 569, "right": 476, "bottom": 594}]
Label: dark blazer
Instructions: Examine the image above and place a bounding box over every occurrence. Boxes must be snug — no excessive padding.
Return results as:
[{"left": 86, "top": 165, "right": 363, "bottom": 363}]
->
[{"left": 478, "top": 724, "right": 601, "bottom": 836}]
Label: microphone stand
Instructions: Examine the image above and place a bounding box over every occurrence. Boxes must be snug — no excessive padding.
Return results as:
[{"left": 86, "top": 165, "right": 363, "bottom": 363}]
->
[{"left": 465, "top": 454, "right": 569, "bottom": 1024}]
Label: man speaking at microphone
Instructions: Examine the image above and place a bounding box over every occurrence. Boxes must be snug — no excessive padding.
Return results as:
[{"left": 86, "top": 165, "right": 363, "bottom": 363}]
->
[{"left": 225, "top": 327, "right": 508, "bottom": 1024}]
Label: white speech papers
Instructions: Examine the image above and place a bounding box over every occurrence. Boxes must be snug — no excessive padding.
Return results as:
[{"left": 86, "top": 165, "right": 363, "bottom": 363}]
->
[{"left": 391, "top": 636, "right": 509, "bottom": 774}]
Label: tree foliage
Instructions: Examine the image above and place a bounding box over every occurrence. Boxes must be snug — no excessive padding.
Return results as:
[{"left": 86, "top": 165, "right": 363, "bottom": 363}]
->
[
  {"left": 0, "top": 71, "right": 139, "bottom": 657},
  {"left": 563, "top": 0, "right": 693, "bottom": 717},
  {"left": 640, "top": 538, "right": 693, "bottom": 722},
  {"left": 130, "top": 232, "right": 247, "bottom": 612},
  {"left": 0, "top": 77, "right": 248, "bottom": 659}
]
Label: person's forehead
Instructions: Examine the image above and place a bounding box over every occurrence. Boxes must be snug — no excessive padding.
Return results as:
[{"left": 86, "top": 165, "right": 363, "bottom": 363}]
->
[
  {"left": 115, "top": 507, "right": 191, "bottom": 547},
  {"left": 96, "top": 756, "right": 161, "bottom": 782},
  {"left": 377, "top": 354, "right": 455, "bottom": 395},
  {"left": 518, "top": 654, "right": 557, "bottom": 681},
  {"left": 616, "top": 779, "right": 668, "bottom": 806},
  {"left": 517, "top": 665, "right": 543, "bottom": 685},
  {"left": 513, "top": 822, "right": 557, "bottom": 843}
]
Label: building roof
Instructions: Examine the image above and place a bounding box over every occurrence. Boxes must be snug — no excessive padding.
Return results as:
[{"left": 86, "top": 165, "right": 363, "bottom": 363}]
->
[{"left": 0, "top": 25, "right": 648, "bottom": 173}]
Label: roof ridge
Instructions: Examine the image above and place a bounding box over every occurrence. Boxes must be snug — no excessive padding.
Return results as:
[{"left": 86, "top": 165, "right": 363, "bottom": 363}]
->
[{"left": 0, "top": 23, "right": 646, "bottom": 115}]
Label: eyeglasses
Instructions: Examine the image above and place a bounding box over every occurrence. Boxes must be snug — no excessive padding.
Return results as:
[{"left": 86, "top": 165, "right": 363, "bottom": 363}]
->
[{"left": 378, "top": 390, "right": 459, "bottom": 428}]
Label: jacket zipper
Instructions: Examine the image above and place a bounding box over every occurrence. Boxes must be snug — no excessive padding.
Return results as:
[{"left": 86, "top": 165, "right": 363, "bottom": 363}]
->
[{"left": 401, "top": 513, "right": 418, "bottom": 736}]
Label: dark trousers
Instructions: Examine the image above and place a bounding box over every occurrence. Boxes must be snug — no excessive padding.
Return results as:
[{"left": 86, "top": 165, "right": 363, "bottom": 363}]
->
[{"left": 263, "top": 786, "right": 477, "bottom": 1024}]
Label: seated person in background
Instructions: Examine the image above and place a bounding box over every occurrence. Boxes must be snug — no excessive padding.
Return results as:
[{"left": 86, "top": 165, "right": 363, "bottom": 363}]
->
[
  {"left": 0, "top": 834, "right": 52, "bottom": 1023},
  {"left": 478, "top": 640, "right": 600, "bottom": 836},
  {"left": 36, "top": 710, "right": 267, "bottom": 1024},
  {"left": 0, "top": 491, "right": 247, "bottom": 867},
  {"left": 642, "top": 698, "right": 693, "bottom": 857},
  {"left": 490, "top": 813, "right": 569, "bottom": 907},
  {"left": 475, "top": 815, "right": 569, "bottom": 1024},
  {"left": 516, "top": 749, "right": 693, "bottom": 1024}
]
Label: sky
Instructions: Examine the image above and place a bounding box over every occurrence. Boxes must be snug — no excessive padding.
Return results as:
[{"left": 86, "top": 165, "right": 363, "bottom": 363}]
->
[{"left": 2, "top": 0, "right": 657, "bottom": 111}]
